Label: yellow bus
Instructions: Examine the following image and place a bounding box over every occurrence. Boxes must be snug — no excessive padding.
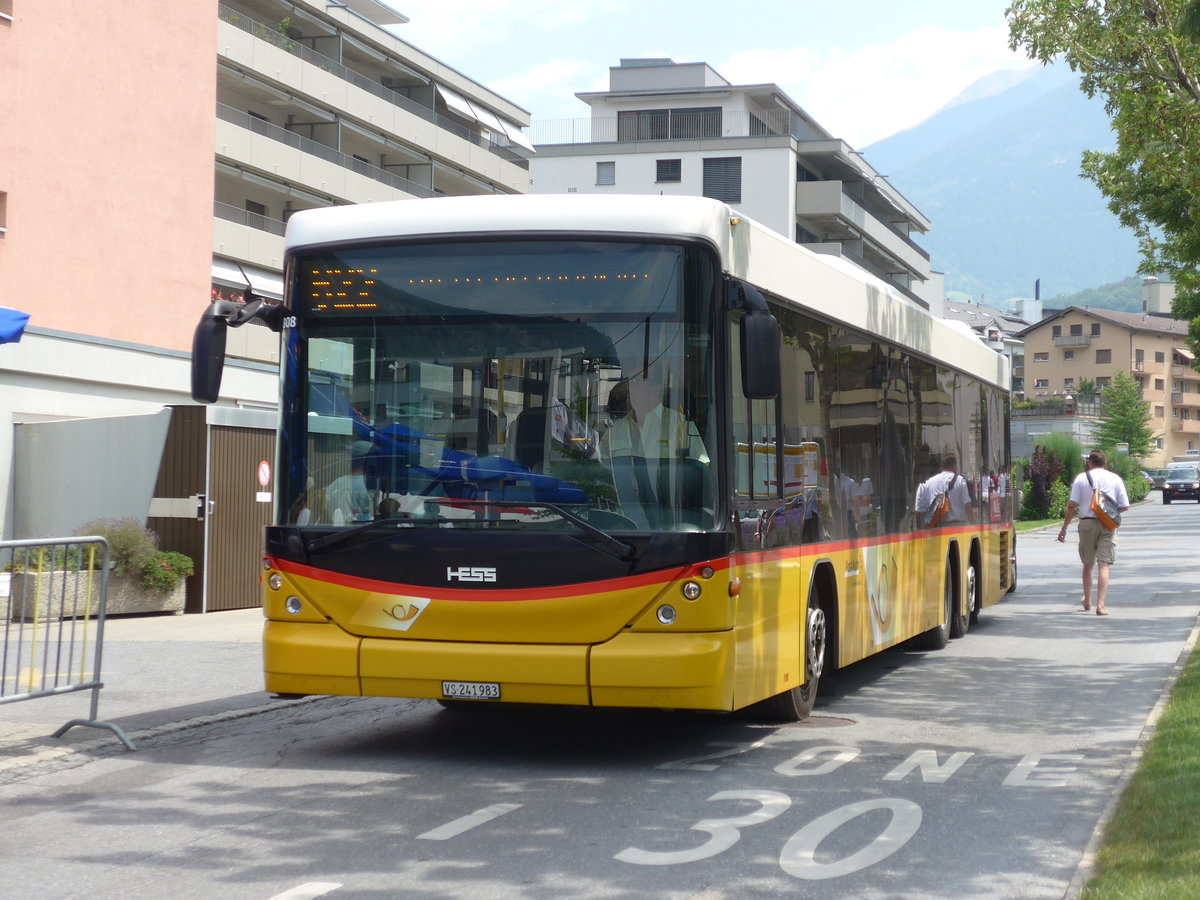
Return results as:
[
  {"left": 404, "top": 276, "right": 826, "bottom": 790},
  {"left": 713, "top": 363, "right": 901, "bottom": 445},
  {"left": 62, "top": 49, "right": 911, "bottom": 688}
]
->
[{"left": 192, "top": 194, "right": 1015, "bottom": 721}]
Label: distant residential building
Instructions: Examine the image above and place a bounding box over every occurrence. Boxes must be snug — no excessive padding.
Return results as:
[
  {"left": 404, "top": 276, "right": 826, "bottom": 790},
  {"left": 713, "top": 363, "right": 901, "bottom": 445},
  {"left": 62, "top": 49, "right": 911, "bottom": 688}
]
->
[
  {"left": 942, "top": 300, "right": 1029, "bottom": 396},
  {"left": 1016, "top": 299, "right": 1197, "bottom": 465},
  {"left": 528, "top": 58, "right": 939, "bottom": 311}
]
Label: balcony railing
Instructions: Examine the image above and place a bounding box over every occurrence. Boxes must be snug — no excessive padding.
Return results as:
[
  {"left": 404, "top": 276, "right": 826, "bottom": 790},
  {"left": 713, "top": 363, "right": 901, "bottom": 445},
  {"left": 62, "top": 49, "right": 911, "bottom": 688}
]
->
[
  {"left": 529, "top": 110, "right": 810, "bottom": 146},
  {"left": 218, "top": 4, "right": 528, "bottom": 170},
  {"left": 215, "top": 200, "right": 286, "bottom": 235},
  {"left": 218, "top": 103, "right": 438, "bottom": 199},
  {"left": 1053, "top": 334, "right": 1092, "bottom": 348},
  {"left": 1173, "top": 365, "right": 1200, "bottom": 378}
]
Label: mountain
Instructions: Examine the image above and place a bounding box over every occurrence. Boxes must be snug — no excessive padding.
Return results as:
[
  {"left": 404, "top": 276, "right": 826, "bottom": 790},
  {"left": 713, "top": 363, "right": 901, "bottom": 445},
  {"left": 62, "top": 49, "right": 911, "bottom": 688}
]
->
[{"left": 863, "top": 64, "right": 1143, "bottom": 303}]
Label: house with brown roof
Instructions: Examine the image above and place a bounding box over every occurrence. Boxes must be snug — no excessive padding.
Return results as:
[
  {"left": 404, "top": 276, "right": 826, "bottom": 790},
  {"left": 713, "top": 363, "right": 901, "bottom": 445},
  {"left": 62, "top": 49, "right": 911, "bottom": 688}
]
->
[{"left": 1016, "top": 306, "right": 1199, "bottom": 465}]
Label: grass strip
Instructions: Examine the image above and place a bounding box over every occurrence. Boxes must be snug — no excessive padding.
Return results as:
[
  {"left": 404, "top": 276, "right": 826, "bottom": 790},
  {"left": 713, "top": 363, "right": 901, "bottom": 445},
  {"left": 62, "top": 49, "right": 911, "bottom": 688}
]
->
[{"left": 1081, "top": 639, "right": 1200, "bottom": 899}]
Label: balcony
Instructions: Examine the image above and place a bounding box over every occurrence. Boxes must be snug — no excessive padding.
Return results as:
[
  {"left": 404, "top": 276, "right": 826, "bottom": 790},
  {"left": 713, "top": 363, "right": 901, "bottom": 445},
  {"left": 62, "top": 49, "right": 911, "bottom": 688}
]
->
[
  {"left": 1173, "top": 365, "right": 1200, "bottom": 379},
  {"left": 217, "top": 4, "right": 528, "bottom": 170},
  {"left": 1173, "top": 392, "right": 1200, "bottom": 408},
  {"left": 1172, "top": 420, "right": 1200, "bottom": 432},
  {"left": 1053, "top": 334, "right": 1092, "bottom": 348},
  {"left": 217, "top": 103, "right": 438, "bottom": 200}
]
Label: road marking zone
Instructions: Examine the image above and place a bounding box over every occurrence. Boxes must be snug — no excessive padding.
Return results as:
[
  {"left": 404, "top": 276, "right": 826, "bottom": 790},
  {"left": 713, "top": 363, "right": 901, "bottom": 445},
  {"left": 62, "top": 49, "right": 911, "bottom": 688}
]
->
[{"left": 417, "top": 803, "right": 523, "bottom": 840}]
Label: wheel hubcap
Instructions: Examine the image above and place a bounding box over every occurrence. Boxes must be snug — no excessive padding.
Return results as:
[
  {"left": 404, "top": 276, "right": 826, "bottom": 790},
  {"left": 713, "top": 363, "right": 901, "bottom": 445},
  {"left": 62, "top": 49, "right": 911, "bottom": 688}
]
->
[{"left": 806, "top": 606, "right": 826, "bottom": 683}]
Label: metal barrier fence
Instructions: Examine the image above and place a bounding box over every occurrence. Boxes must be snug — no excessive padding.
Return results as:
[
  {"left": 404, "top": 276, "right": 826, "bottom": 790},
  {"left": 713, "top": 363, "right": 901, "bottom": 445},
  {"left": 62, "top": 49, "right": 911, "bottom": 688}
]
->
[{"left": 0, "top": 537, "right": 134, "bottom": 750}]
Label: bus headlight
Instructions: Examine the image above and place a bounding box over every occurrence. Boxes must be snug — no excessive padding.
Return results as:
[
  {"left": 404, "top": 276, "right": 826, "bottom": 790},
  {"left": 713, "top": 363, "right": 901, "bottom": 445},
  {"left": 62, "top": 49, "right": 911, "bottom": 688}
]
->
[
  {"left": 268, "top": 573, "right": 283, "bottom": 591},
  {"left": 656, "top": 604, "right": 677, "bottom": 625},
  {"left": 285, "top": 596, "right": 303, "bottom": 615},
  {"left": 681, "top": 581, "right": 702, "bottom": 601}
]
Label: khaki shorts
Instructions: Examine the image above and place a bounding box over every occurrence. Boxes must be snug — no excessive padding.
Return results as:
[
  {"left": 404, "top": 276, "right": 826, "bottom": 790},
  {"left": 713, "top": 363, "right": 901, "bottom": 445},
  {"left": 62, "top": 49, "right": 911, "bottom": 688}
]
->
[{"left": 1078, "top": 517, "right": 1117, "bottom": 566}]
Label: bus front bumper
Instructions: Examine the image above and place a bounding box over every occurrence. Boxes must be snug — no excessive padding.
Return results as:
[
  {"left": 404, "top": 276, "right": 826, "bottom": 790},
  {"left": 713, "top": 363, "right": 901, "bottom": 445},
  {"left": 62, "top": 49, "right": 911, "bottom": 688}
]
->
[{"left": 264, "top": 620, "right": 735, "bottom": 711}]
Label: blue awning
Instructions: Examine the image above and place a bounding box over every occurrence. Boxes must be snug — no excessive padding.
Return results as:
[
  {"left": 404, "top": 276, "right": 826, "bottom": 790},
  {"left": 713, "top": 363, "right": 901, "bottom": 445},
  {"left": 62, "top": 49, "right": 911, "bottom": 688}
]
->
[{"left": 0, "top": 307, "right": 30, "bottom": 343}]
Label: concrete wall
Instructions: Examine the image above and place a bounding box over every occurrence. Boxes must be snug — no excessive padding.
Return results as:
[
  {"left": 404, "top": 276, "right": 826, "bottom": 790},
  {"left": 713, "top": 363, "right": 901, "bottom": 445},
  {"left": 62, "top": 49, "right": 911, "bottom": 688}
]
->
[{"left": 0, "top": 1, "right": 217, "bottom": 353}]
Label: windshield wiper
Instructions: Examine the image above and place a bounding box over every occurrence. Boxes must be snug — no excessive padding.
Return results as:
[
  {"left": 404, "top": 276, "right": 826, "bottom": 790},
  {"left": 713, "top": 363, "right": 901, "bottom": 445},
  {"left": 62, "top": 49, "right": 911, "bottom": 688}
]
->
[
  {"left": 303, "top": 519, "right": 430, "bottom": 555},
  {"left": 483, "top": 500, "right": 638, "bottom": 562}
]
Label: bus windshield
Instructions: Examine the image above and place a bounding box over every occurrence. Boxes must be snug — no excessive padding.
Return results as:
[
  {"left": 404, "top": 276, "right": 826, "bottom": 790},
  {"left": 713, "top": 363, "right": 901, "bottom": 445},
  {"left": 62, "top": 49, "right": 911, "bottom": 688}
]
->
[{"left": 278, "top": 239, "right": 718, "bottom": 533}]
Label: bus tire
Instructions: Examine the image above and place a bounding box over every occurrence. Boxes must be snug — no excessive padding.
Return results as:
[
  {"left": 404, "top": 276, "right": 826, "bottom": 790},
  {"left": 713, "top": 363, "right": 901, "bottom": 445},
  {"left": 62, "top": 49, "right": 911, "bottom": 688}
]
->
[
  {"left": 746, "top": 596, "right": 828, "bottom": 723},
  {"left": 950, "top": 559, "right": 972, "bottom": 638},
  {"left": 967, "top": 556, "right": 983, "bottom": 625},
  {"left": 919, "top": 564, "right": 953, "bottom": 650}
]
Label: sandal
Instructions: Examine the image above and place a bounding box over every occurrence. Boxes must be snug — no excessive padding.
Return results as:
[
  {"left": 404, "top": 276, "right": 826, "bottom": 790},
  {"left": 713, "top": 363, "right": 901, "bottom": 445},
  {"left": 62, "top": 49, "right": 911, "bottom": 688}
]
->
[
  {"left": 1079, "top": 599, "right": 1091, "bottom": 611},
  {"left": 1096, "top": 608, "right": 1109, "bottom": 616}
]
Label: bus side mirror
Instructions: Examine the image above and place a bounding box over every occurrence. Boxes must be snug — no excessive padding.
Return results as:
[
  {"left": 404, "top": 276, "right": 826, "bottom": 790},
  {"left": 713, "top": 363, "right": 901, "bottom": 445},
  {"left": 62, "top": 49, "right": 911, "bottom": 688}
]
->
[
  {"left": 191, "top": 301, "right": 238, "bottom": 403},
  {"left": 741, "top": 310, "right": 781, "bottom": 399}
]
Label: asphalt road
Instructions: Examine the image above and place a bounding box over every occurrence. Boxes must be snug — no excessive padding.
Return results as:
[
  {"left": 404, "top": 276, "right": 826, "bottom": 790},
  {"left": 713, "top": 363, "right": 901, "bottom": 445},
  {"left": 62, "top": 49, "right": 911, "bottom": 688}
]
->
[{"left": 1, "top": 496, "right": 1197, "bottom": 900}]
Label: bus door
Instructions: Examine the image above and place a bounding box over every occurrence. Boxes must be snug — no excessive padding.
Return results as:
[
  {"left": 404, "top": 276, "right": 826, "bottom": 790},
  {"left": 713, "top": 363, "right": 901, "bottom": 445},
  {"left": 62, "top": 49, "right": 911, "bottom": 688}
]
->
[{"left": 729, "top": 312, "right": 802, "bottom": 704}]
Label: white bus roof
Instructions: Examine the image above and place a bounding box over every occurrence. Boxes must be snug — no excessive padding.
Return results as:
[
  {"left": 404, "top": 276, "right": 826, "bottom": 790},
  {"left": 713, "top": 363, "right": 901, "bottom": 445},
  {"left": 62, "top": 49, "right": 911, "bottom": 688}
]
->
[{"left": 286, "top": 195, "right": 1009, "bottom": 389}]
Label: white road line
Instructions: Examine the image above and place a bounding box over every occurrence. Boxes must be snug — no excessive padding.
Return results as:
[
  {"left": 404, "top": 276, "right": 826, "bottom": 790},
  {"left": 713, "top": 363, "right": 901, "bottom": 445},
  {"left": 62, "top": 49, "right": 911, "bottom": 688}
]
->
[
  {"left": 269, "top": 882, "right": 342, "bottom": 900},
  {"left": 417, "top": 803, "right": 523, "bottom": 840}
]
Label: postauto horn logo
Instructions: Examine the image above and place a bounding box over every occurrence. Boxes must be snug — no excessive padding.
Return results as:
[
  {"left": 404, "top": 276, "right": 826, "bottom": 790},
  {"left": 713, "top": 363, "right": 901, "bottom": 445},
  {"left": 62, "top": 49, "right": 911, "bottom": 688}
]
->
[{"left": 382, "top": 597, "right": 430, "bottom": 630}]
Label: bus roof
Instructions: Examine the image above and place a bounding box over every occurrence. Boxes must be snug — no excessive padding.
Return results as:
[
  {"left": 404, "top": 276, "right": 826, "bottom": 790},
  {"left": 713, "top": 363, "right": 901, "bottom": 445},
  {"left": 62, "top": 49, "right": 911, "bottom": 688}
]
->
[{"left": 285, "top": 195, "right": 1009, "bottom": 390}]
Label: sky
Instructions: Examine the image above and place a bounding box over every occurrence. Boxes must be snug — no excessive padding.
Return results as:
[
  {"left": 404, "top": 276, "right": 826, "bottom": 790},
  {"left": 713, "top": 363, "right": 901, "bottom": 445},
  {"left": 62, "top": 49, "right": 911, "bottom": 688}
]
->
[{"left": 386, "top": 0, "right": 1040, "bottom": 148}]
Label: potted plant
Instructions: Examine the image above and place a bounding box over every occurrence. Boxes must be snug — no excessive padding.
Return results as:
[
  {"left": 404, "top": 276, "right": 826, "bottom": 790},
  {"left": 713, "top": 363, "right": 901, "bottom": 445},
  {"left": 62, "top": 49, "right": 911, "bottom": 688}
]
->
[{"left": 77, "top": 518, "right": 194, "bottom": 615}]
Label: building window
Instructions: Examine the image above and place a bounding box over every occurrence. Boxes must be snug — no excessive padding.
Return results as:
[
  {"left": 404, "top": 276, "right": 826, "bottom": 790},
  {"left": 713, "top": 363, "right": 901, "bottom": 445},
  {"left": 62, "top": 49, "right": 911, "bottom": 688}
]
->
[
  {"left": 1091, "top": 323, "right": 1101, "bottom": 336},
  {"left": 702, "top": 157, "right": 742, "bottom": 202},
  {"left": 797, "top": 164, "right": 820, "bottom": 182},
  {"left": 1156, "top": 378, "right": 1165, "bottom": 391},
  {"left": 0, "top": 190, "right": 6, "bottom": 235},
  {"left": 1096, "top": 376, "right": 1111, "bottom": 388},
  {"left": 596, "top": 161, "right": 615, "bottom": 186},
  {"left": 656, "top": 159, "right": 681, "bottom": 183},
  {"left": 796, "top": 225, "right": 819, "bottom": 243},
  {"left": 804, "top": 371, "right": 815, "bottom": 402},
  {"left": 1096, "top": 349, "right": 1112, "bottom": 364},
  {"left": 1156, "top": 351, "right": 1165, "bottom": 363},
  {"left": 1155, "top": 406, "right": 1164, "bottom": 418},
  {"left": 1034, "top": 378, "right": 1049, "bottom": 389},
  {"left": 617, "top": 107, "right": 721, "bottom": 141},
  {"left": 1070, "top": 323, "right": 1083, "bottom": 336},
  {"left": 1052, "top": 325, "right": 1062, "bottom": 337},
  {"left": 1064, "top": 378, "right": 1075, "bottom": 389},
  {"left": 1033, "top": 352, "right": 1049, "bottom": 362},
  {"left": 1063, "top": 350, "right": 1074, "bottom": 361}
]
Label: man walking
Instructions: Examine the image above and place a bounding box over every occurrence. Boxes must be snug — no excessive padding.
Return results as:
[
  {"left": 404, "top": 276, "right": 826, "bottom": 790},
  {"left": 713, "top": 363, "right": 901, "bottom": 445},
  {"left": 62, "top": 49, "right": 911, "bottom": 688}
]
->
[{"left": 1057, "top": 450, "right": 1130, "bottom": 615}]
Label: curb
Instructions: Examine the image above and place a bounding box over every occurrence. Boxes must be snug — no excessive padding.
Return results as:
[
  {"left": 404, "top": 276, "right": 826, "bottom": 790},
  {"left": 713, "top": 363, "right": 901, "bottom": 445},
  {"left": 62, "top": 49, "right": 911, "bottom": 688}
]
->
[
  {"left": 1063, "top": 605, "right": 1200, "bottom": 899},
  {"left": 0, "top": 694, "right": 323, "bottom": 778}
]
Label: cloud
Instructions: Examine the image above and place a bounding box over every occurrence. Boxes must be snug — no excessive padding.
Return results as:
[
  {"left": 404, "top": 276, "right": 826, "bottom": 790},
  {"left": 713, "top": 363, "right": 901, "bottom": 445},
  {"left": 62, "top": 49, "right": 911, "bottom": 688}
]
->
[
  {"left": 489, "top": 59, "right": 599, "bottom": 117},
  {"left": 720, "top": 25, "right": 1036, "bottom": 146}
]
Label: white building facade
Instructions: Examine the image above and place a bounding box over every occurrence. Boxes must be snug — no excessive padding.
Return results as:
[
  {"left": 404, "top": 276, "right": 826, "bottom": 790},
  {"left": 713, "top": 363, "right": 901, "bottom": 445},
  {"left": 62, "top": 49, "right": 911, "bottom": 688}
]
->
[{"left": 530, "top": 59, "right": 938, "bottom": 311}]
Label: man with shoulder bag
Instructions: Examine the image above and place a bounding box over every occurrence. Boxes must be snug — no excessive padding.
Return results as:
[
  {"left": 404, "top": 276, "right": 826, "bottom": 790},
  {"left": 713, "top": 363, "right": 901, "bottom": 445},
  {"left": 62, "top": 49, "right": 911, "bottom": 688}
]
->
[{"left": 1057, "top": 449, "right": 1130, "bottom": 615}]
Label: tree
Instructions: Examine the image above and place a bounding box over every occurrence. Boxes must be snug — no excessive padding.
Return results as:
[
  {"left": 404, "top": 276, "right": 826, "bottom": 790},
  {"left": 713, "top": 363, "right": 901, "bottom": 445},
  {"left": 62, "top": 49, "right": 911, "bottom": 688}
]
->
[
  {"left": 1007, "top": 1, "right": 1200, "bottom": 367},
  {"left": 1090, "top": 370, "right": 1157, "bottom": 458}
]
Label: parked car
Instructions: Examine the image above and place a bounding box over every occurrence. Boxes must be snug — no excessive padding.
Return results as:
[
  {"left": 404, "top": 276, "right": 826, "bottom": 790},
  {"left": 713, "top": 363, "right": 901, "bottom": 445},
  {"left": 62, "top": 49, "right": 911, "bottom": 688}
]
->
[
  {"left": 1162, "top": 467, "right": 1200, "bottom": 504},
  {"left": 1146, "top": 468, "right": 1171, "bottom": 489}
]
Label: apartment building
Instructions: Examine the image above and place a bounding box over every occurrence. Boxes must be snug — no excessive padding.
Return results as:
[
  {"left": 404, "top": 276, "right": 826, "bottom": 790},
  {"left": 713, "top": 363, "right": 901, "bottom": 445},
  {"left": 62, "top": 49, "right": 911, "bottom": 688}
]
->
[
  {"left": 1017, "top": 303, "right": 1198, "bottom": 465},
  {"left": 529, "top": 58, "right": 940, "bottom": 311},
  {"left": 0, "top": 1, "right": 530, "bottom": 586}
]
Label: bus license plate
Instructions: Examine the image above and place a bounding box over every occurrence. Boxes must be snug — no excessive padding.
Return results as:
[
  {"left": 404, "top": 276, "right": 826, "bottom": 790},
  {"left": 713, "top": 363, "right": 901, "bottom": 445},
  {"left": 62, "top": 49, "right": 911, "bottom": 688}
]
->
[{"left": 442, "top": 681, "right": 500, "bottom": 700}]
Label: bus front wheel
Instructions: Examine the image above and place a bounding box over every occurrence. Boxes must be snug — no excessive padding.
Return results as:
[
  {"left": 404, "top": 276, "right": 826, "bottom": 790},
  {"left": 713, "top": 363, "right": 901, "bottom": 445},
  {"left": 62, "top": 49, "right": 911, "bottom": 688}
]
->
[{"left": 746, "top": 600, "right": 827, "bottom": 723}]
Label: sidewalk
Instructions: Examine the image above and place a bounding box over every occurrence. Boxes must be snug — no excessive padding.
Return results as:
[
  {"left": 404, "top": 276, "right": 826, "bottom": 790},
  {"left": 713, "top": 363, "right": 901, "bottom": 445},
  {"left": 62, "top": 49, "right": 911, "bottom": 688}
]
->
[{"left": 0, "top": 607, "right": 276, "bottom": 768}]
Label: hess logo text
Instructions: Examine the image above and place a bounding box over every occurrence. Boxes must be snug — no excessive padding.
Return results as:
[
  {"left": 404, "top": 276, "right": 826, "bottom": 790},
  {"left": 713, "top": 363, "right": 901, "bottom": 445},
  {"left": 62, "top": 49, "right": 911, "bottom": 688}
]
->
[{"left": 446, "top": 566, "right": 497, "bottom": 583}]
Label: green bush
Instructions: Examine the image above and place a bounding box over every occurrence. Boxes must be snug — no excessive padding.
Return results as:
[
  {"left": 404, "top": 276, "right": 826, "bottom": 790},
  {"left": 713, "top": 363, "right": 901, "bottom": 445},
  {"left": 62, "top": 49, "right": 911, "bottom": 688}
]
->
[
  {"left": 1040, "top": 433, "right": 1085, "bottom": 486},
  {"left": 140, "top": 550, "right": 194, "bottom": 594},
  {"left": 75, "top": 518, "right": 194, "bottom": 595},
  {"left": 1048, "top": 479, "right": 1071, "bottom": 518}
]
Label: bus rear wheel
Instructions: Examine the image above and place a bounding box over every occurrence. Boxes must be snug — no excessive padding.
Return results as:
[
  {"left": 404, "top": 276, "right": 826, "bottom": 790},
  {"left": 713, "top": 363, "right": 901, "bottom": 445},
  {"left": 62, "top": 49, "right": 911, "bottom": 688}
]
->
[
  {"left": 747, "top": 601, "right": 827, "bottom": 723},
  {"left": 951, "top": 563, "right": 976, "bottom": 637},
  {"left": 919, "top": 564, "right": 953, "bottom": 650}
]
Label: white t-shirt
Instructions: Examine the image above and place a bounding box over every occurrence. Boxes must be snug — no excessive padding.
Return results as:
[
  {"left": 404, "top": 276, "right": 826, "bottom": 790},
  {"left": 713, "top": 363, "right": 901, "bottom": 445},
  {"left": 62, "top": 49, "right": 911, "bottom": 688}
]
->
[{"left": 1069, "top": 467, "right": 1129, "bottom": 516}]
